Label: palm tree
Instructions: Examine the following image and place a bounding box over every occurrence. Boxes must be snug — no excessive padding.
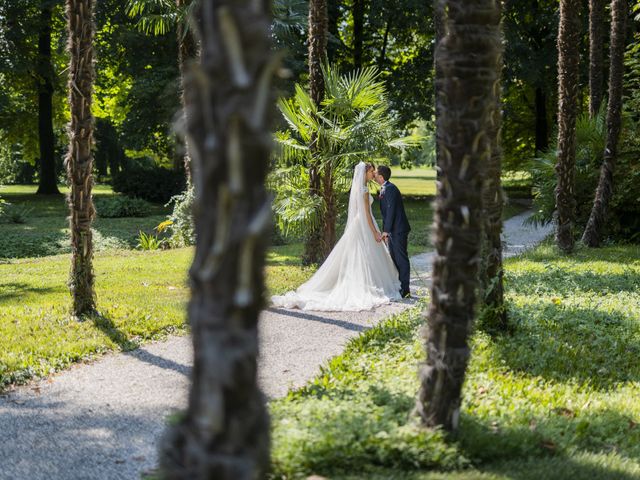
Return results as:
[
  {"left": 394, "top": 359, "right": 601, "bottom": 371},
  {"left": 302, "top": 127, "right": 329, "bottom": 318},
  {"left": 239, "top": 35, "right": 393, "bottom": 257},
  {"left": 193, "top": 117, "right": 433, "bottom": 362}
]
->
[
  {"left": 126, "top": 0, "right": 198, "bottom": 182},
  {"left": 415, "top": 0, "right": 500, "bottom": 431},
  {"left": 554, "top": 0, "right": 582, "bottom": 254},
  {"left": 582, "top": 0, "right": 627, "bottom": 247},
  {"left": 271, "top": 65, "right": 416, "bottom": 237},
  {"left": 158, "top": 1, "right": 275, "bottom": 477},
  {"left": 304, "top": 0, "right": 328, "bottom": 264},
  {"left": 481, "top": 0, "right": 507, "bottom": 332},
  {"left": 433, "top": 0, "right": 445, "bottom": 179},
  {"left": 65, "top": 0, "right": 96, "bottom": 317},
  {"left": 589, "top": 0, "right": 606, "bottom": 119}
]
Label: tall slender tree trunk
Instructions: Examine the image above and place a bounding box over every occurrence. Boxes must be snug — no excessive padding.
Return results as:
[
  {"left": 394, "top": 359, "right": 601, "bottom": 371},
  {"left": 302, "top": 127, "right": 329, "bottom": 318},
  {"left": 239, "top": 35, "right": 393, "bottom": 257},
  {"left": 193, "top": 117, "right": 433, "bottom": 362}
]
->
[
  {"left": 352, "top": 0, "right": 365, "bottom": 69},
  {"left": 582, "top": 0, "right": 626, "bottom": 246},
  {"left": 36, "top": 2, "right": 60, "bottom": 195},
  {"left": 377, "top": 19, "right": 391, "bottom": 70},
  {"left": 554, "top": 0, "right": 582, "bottom": 254},
  {"left": 304, "top": 0, "right": 328, "bottom": 265},
  {"left": 415, "top": 0, "right": 500, "bottom": 432},
  {"left": 65, "top": 0, "right": 96, "bottom": 317},
  {"left": 434, "top": 0, "right": 445, "bottom": 176},
  {"left": 176, "top": 0, "right": 198, "bottom": 185},
  {"left": 327, "top": 0, "right": 341, "bottom": 63},
  {"left": 480, "top": 0, "right": 506, "bottom": 332},
  {"left": 589, "top": 0, "right": 606, "bottom": 118},
  {"left": 534, "top": 86, "right": 549, "bottom": 153},
  {"left": 159, "top": 1, "right": 275, "bottom": 478}
]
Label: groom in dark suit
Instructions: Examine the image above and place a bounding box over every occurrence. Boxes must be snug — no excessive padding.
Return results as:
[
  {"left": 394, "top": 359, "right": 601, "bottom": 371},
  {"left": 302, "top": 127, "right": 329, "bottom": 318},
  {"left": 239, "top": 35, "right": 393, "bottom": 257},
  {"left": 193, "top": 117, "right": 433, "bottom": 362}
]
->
[{"left": 375, "top": 165, "right": 411, "bottom": 298}]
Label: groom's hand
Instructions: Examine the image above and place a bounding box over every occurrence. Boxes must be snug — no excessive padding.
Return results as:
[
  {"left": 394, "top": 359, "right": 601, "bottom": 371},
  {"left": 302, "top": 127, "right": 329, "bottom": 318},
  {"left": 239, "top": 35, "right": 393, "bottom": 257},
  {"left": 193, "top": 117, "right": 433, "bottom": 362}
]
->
[{"left": 382, "top": 232, "right": 390, "bottom": 243}]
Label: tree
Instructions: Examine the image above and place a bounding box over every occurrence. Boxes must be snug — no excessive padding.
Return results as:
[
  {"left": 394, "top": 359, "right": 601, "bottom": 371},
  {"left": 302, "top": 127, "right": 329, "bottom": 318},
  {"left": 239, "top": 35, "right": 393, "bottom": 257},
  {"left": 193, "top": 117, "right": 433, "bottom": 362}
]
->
[
  {"left": 352, "top": 0, "right": 366, "bottom": 69},
  {"left": 415, "top": 0, "right": 500, "bottom": 431},
  {"left": 582, "top": 0, "right": 627, "bottom": 246},
  {"left": 554, "top": 0, "right": 582, "bottom": 254},
  {"left": 589, "top": 0, "right": 606, "bottom": 119},
  {"left": 65, "top": 0, "right": 96, "bottom": 316},
  {"left": 272, "top": 66, "right": 415, "bottom": 237},
  {"left": 36, "top": 0, "right": 61, "bottom": 195},
  {"left": 304, "top": 0, "right": 328, "bottom": 264},
  {"left": 480, "top": 0, "right": 507, "bottom": 332},
  {"left": 158, "top": 0, "right": 275, "bottom": 477},
  {"left": 126, "top": 0, "right": 198, "bottom": 182}
]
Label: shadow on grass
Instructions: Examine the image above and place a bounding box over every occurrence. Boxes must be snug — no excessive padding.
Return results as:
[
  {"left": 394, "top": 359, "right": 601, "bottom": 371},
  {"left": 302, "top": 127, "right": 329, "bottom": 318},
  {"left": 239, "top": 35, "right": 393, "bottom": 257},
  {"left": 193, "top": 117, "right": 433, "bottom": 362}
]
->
[
  {"left": 0, "top": 282, "right": 60, "bottom": 303},
  {"left": 508, "top": 267, "right": 640, "bottom": 296},
  {"left": 492, "top": 300, "right": 640, "bottom": 389},
  {"left": 275, "top": 376, "right": 640, "bottom": 479},
  {"left": 92, "top": 314, "right": 190, "bottom": 377}
]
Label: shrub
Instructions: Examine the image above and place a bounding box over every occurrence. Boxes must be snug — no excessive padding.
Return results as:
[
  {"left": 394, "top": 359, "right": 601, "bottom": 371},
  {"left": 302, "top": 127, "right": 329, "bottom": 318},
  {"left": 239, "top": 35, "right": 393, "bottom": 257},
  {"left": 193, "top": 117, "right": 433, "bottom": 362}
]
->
[
  {"left": 94, "top": 196, "right": 151, "bottom": 218},
  {"left": 165, "top": 187, "right": 195, "bottom": 247},
  {"left": 137, "top": 231, "right": 163, "bottom": 250},
  {"left": 112, "top": 163, "right": 186, "bottom": 203},
  {"left": 1, "top": 203, "right": 33, "bottom": 224},
  {"left": 528, "top": 111, "right": 639, "bottom": 241}
]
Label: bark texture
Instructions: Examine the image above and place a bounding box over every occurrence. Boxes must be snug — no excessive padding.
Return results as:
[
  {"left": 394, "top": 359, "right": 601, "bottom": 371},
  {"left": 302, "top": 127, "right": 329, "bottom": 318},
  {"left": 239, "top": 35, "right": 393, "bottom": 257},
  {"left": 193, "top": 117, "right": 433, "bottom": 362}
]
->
[
  {"left": 176, "top": 0, "right": 198, "bottom": 184},
  {"left": 65, "top": 0, "right": 96, "bottom": 317},
  {"left": 554, "top": 0, "right": 582, "bottom": 254},
  {"left": 36, "top": 2, "right": 60, "bottom": 195},
  {"left": 434, "top": 0, "right": 445, "bottom": 177},
  {"left": 589, "top": 0, "right": 606, "bottom": 119},
  {"left": 304, "top": 0, "right": 328, "bottom": 265},
  {"left": 416, "top": 0, "right": 500, "bottom": 432},
  {"left": 534, "top": 86, "right": 549, "bottom": 153},
  {"left": 582, "top": 0, "right": 626, "bottom": 247},
  {"left": 481, "top": 0, "right": 507, "bottom": 332},
  {"left": 352, "top": 0, "right": 365, "bottom": 69},
  {"left": 158, "top": 1, "right": 275, "bottom": 478}
]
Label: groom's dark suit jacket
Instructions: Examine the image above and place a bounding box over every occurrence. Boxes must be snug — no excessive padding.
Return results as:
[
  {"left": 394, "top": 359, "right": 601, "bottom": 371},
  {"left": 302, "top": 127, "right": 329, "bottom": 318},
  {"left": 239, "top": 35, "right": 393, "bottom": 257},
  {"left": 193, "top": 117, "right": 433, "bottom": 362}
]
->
[{"left": 379, "top": 182, "right": 411, "bottom": 234}]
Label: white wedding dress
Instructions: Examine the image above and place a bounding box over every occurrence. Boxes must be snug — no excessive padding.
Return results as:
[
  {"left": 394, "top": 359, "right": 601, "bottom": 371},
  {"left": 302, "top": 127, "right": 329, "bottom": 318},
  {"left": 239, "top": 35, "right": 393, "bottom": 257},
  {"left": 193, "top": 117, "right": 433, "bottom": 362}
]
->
[{"left": 271, "top": 162, "right": 401, "bottom": 311}]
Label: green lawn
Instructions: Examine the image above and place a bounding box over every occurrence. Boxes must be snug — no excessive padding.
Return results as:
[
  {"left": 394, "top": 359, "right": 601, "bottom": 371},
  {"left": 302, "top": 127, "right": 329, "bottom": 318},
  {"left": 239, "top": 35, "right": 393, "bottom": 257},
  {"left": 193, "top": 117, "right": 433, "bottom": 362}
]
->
[
  {"left": 0, "top": 184, "right": 168, "bottom": 259},
  {"left": 269, "top": 243, "right": 640, "bottom": 479},
  {"left": 0, "top": 244, "right": 314, "bottom": 389},
  {"left": 390, "top": 166, "right": 437, "bottom": 196}
]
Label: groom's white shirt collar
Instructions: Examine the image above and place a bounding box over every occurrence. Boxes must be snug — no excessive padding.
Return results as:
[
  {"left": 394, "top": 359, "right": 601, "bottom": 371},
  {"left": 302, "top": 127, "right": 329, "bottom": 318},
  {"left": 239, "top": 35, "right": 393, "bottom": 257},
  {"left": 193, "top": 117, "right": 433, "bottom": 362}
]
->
[{"left": 380, "top": 181, "right": 389, "bottom": 196}]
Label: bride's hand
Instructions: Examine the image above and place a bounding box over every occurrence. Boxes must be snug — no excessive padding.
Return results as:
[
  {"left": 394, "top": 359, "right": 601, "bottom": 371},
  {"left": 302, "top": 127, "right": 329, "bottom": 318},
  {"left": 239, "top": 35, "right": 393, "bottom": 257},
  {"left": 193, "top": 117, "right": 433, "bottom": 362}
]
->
[{"left": 374, "top": 232, "right": 382, "bottom": 243}]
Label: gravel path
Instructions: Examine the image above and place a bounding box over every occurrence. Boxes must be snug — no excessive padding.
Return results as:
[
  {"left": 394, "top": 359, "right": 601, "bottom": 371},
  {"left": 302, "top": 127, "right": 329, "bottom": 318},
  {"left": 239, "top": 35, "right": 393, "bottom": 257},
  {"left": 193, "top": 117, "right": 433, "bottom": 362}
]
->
[{"left": 0, "top": 209, "right": 552, "bottom": 480}]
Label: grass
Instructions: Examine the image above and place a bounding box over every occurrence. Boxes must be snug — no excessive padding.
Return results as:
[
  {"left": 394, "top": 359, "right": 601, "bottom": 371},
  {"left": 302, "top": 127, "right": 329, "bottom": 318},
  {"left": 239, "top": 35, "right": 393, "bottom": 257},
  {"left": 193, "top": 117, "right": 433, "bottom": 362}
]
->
[
  {"left": 0, "top": 184, "right": 168, "bottom": 259},
  {"left": 391, "top": 166, "right": 437, "bottom": 196},
  {"left": 0, "top": 244, "right": 315, "bottom": 389},
  {"left": 268, "top": 242, "right": 640, "bottom": 479}
]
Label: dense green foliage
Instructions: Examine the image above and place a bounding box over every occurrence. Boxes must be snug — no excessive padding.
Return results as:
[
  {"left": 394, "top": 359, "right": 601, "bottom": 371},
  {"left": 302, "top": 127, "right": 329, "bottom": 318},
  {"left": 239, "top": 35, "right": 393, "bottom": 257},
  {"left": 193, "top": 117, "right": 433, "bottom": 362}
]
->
[
  {"left": 530, "top": 111, "right": 640, "bottom": 241},
  {"left": 94, "top": 195, "right": 151, "bottom": 218},
  {"left": 270, "top": 243, "right": 640, "bottom": 479},
  {"left": 111, "top": 162, "right": 186, "bottom": 203}
]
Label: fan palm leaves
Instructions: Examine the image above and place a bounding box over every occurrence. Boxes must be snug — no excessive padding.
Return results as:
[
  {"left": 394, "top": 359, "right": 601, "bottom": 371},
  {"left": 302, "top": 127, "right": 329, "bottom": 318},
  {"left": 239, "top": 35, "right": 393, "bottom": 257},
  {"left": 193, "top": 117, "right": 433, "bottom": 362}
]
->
[
  {"left": 271, "top": 64, "right": 420, "bottom": 236},
  {"left": 125, "top": 0, "right": 196, "bottom": 37}
]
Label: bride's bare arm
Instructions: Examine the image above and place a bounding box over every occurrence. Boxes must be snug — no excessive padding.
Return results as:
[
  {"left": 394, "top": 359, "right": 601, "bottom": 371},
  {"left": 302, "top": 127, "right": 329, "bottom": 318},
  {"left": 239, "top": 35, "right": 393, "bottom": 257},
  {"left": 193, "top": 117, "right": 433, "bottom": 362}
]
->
[{"left": 364, "top": 192, "right": 381, "bottom": 242}]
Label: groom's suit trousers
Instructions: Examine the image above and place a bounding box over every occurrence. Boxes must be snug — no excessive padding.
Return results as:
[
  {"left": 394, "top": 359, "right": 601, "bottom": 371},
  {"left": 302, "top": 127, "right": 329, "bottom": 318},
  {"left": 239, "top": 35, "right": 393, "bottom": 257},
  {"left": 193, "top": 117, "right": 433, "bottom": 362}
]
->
[{"left": 389, "top": 231, "right": 410, "bottom": 293}]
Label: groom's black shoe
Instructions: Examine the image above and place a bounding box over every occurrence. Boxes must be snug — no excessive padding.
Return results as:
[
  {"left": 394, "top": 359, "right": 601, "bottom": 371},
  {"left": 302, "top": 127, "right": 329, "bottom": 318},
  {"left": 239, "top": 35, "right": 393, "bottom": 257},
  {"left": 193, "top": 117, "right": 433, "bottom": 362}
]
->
[{"left": 400, "top": 289, "right": 411, "bottom": 299}]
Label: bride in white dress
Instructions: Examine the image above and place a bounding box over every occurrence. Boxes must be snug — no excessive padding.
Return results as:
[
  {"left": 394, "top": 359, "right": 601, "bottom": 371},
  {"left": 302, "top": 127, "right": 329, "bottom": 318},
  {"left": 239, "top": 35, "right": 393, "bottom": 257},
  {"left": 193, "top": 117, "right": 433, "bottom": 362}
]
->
[{"left": 271, "top": 162, "right": 401, "bottom": 311}]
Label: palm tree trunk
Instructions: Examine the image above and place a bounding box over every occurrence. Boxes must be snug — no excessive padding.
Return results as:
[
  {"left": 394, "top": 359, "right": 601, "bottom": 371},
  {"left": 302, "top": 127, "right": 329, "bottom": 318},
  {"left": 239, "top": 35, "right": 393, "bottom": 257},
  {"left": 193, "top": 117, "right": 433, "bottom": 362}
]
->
[
  {"left": 176, "top": 0, "right": 198, "bottom": 184},
  {"left": 352, "top": 0, "right": 365, "bottom": 69},
  {"left": 534, "top": 86, "right": 549, "bottom": 153},
  {"left": 589, "top": 0, "right": 606, "bottom": 119},
  {"left": 65, "top": 0, "right": 96, "bottom": 317},
  {"left": 480, "top": 0, "right": 507, "bottom": 333},
  {"left": 415, "top": 0, "right": 500, "bottom": 432},
  {"left": 158, "top": 1, "right": 275, "bottom": 478},
  {"left": 582, "top": 0, "right": 626, "bottom": 247},
  {"left": 36, "top": 2, "right": 60, "bottom": 196},
  {"left": 554, "top": 0, "right": 582, "bottom": 254},
  {"left": 434, "top": 0, "right": 445, "bottom": 177},
  {"left": 304, "top": 0, "right": 328, "bottom": 265}
]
